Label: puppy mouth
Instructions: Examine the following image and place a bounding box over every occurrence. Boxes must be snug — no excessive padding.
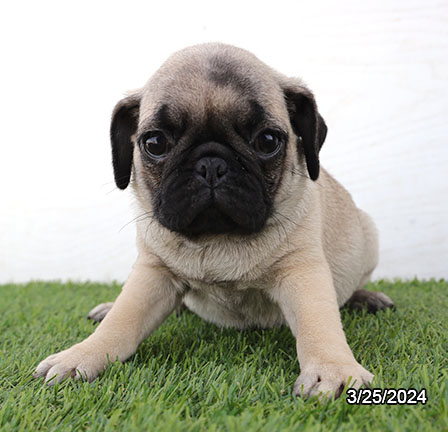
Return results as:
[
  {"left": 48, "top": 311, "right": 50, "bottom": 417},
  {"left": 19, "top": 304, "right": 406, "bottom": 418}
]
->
[
  {"left": 192, "top": 186, "right": 264, "bottom": 235},
  {"left": 155, "top": 174, "right": 272, "bottom": 237},
  {"left": 158, "top": 187, "right": 265, "bottom": 237},
  {"left": 184, "top": 205, "right": 244, "bottom": 236}
]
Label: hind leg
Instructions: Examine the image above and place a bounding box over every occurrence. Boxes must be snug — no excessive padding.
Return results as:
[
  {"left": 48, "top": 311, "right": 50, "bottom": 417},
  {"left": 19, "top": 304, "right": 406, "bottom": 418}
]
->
[
  {"left": 87, "top": 302, "right": 114, "bottom": 322},
  {"left": 347, "top": 289, "right": 394, "bottom": 313},
  {"left": 345, "top": 210, "right": 394, "bottom": 313}
]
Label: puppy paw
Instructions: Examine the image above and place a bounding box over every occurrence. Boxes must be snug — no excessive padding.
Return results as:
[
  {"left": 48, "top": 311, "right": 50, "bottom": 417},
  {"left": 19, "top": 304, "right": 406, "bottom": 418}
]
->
[
  {"left": 347, "top": 290, "right": 394, "bottom": 313},
  {"left": 33, "top": 344, "right": 110, "bottom": 385},
  {"left": 87, "top": 302, "right": 114, "bottom": 322},
  {"left": 293, "top": 361, "right": 373, "bottom": 400}
]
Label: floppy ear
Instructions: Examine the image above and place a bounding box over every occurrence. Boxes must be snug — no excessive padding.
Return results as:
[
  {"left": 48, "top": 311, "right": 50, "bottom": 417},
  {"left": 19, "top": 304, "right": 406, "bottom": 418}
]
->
[
  {"left": 110, "top": 92, "right": 141, "bottom": 189},
  {"left": 282, "top": 82, "right": 327, "bottom": 181}
]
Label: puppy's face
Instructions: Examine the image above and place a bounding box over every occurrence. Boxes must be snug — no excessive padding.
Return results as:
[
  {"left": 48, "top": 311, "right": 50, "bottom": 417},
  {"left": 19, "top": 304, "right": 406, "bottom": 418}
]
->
[
  {"left": 110, "top": 44, "right": 327, "bottom": 237},
  {"left": 138, "top": 100, "right": 285, "bottom": 236}
]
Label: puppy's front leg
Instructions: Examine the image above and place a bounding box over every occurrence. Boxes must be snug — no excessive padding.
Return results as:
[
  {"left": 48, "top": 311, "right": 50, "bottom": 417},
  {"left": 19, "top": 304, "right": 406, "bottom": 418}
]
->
[
  {"left": 270, "top": 259, "right": 373, "bottom": 399},
  {"left": 33, "top": 257, "right": 183, "bottom": 384}
]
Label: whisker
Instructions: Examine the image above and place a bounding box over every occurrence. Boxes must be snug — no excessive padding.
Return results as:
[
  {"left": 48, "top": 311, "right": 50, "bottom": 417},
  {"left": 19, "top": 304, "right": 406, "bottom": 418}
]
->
[
  {"left": 290, "top": 168, "right": 324, "bottom": 188},
  {"left": 119, "top": 211, "right": 154, "bottom": 232},
  {"left": 144, "top": 215, "right": 158, "bottom": 244},
  {"left": 271, "top": 213, "right": 289, "bottom": 248},
  {"left": 290, "top": 168, "right": 310, "bottom": 179},
  {"left": 106, "top": 187, "right": 119, "bottom": 194},
  {"left": 273, "top": 209, "right": 313, "bottom": 233}
]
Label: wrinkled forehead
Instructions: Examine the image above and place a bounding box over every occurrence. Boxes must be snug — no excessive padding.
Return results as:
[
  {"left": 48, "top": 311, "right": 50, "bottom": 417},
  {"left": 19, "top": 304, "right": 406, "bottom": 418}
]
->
[{"left": 138, "top": 58, "right": 289, "bottom": 135}]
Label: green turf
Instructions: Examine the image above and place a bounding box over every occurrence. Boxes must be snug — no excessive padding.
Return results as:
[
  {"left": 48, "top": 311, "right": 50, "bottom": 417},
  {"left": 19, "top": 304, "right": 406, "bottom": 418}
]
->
[{"left": 0, "top": 280, "right": 447, "bottom": 431}]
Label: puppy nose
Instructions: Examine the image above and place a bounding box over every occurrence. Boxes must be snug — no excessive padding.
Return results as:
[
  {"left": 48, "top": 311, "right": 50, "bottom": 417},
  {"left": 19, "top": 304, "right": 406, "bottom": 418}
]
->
[{"left": 195, "top": 157, "right": 228, "bottom": 186}]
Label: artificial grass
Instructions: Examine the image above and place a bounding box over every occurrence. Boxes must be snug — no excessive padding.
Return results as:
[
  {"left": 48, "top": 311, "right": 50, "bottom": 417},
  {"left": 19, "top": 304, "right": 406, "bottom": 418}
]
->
[{"left": 0, "top": 280, "right": 447, "bottom": 431}]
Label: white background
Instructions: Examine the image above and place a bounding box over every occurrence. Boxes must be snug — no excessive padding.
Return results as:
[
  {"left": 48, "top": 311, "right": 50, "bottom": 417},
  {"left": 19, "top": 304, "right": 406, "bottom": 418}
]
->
[{"left": 0, "top": 0, "right": 447, "bottom": 283}]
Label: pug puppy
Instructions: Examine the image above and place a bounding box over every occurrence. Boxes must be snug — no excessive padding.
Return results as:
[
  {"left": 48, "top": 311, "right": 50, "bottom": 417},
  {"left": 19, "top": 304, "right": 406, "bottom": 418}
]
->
[{"left": 33, "top": 43, "right": 394, "bottom": 398}]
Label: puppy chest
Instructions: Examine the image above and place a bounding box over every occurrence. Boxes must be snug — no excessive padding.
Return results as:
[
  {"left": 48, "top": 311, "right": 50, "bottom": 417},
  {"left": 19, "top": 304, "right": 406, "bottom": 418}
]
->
[{"left": 183, "top": 282, "right": 286, "bottom": 329}]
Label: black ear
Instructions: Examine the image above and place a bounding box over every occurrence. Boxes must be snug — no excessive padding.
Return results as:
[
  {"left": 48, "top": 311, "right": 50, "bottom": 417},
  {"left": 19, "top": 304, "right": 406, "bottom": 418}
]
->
[
  {"left": 110, "top": 93, "right": 141, "bottom": 189},
  {"left": 283, "top": 86, "right": 327, "bottom": 181}
]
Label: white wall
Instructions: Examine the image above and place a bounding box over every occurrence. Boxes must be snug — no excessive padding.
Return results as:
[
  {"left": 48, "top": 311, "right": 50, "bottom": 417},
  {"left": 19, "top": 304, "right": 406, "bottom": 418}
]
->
[{"left": 1, "top": 0, "right": 447, "bottom": 283}]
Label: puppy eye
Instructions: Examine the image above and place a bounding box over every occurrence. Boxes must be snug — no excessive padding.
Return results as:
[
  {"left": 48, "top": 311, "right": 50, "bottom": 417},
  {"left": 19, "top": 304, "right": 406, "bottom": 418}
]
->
[
  {"left": 141, "top": 131, "right": 168, "bottom": 158},
  {"left": 254, "top": 129, "right": 282, "bottom": 156}
]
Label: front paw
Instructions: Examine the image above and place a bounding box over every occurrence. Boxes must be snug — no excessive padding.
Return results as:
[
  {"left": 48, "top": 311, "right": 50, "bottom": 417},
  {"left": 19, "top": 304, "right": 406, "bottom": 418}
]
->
[
  {"left": 294, "top": 361, "right": 373, "bottom": 400},
  {"left": 33, "top": 343, "right": 110, "bottom": 385}
]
